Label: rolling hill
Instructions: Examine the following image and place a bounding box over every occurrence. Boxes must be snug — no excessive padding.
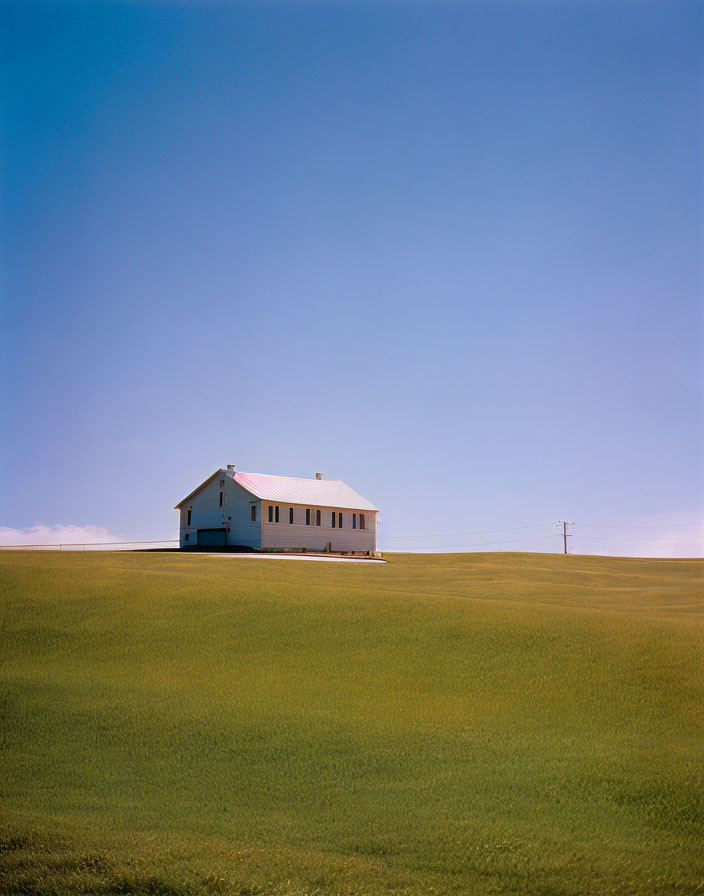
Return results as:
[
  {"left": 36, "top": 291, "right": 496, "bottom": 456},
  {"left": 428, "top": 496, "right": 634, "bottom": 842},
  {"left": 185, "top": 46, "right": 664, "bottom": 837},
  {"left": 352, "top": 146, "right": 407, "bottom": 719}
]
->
[{"left": 1, "top": 550, "right": 702, "bottom": 895}]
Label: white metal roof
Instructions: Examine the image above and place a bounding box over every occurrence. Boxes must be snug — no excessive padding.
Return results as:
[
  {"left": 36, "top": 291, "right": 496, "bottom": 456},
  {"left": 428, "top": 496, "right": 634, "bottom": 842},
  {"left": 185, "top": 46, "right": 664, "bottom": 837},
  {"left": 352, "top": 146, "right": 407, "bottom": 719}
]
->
[{"left": 234, "top": 471, "right": 378, "bottom": 511}]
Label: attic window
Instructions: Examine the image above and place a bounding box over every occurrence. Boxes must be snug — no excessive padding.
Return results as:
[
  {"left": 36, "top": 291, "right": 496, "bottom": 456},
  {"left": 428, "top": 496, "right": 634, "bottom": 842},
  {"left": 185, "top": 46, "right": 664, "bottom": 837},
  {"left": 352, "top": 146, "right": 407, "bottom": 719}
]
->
[
  {"left": 187, "top": 509, "right": 192, "bottom": 527},
  {"left": 219, "top": 492, "right": 225, "bottom": 507},
  {"left": 220, "top": 480, "right": 225, "bottom": 487},
  {"left": 250, "top": 505, "right": 256, "bottom": 522}
]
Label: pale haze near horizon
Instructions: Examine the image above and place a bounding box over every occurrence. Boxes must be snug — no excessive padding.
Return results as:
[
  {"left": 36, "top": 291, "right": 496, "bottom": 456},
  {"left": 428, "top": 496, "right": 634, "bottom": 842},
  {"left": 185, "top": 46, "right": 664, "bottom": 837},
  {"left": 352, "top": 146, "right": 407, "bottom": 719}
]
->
[{"left": 1, "top": 1, "right": 702, "bottom": 557}]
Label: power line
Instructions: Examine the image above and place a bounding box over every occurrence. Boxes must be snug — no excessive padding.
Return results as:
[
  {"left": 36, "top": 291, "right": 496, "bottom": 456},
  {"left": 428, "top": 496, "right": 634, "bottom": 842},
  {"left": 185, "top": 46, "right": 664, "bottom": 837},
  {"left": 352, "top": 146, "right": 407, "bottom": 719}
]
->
[
  {"left": 114, "top": 527, "right": 180, "bottom": 534},
  {"left": 108, "top": 522, "right": 703, "bottom": 540},
  {"left": 576, "top": 522, "right": 703, "bottom": 530},
  {"left": 2, "top": 531, "right": 700, "bottom": 553},
  {"left": 384, "top": 526, "right": 703, "bottom": 551},
  {"left": 384, "top": 523, "right": 554, "bottom": 540},
  {"left": 6, "top": 519, "right": 698, "bottom": 553},
  {"left": 388, "top": 534, "right": 559, "bottom": 551},
  {"left": 383, "top": 521, "right": 703, "bottom": 543},
  {"left": 106, "top": 523, "right": 702, "bottom": 536},
  {"left": 576, "top": 534, "right": 704, "bottom": 542}
]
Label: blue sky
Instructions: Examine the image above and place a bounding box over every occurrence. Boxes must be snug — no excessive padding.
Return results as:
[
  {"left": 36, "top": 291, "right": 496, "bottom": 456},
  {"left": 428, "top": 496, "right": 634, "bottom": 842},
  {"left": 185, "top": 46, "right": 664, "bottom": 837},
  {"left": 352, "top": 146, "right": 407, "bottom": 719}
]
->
[{"left": 1, "top": 1, "right": 702, "bottom": 556}]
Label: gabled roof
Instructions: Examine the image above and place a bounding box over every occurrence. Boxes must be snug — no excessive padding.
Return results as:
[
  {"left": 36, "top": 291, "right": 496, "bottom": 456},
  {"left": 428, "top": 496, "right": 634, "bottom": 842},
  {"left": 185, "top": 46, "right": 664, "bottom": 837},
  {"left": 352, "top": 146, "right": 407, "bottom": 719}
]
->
[
  {"left": 175, "top": 469, "right": 378, "bottom": 512},
  {"left": 235, "top": 471, "right": 378, "bottom": 511}
]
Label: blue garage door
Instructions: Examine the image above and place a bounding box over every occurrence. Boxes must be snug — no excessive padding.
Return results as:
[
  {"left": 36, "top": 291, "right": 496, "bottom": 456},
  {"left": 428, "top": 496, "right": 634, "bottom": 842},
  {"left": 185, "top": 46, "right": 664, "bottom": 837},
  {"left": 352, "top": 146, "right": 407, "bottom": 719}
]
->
[{"left": 197, "top": 528, "right": 228, "bottom": 547}]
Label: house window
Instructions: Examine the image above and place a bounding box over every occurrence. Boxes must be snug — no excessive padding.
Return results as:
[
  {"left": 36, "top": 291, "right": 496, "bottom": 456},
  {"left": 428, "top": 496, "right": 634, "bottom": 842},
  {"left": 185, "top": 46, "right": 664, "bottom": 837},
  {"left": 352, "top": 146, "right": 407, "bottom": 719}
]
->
[
  {"left": 289, "top": 507, "right": 294, "bottom": 524},
  {"left": 360, "top": 514, "right": 365, "bottom": 530},
  {"left": 338, "top": 512, "right": 342, "bottom": 528},
  {"left": 184, "top": 533, "right": 189, "bottom": 542},
  {"left": 268, "top": 505, "right": 273, "bottom": 523},
  {"left": 316, "top": 509, "right": 321, "bottom": 526},
  {"left": 219, "top": 492, "right": 225, "bottom": 507},
  {"left": 353, "top": 513, "right": 357, "bottom": 529},
  {"left": 250, "top": 506, "right": 256, "bottom": 522},
  {"left": 275, "top": 505, "right": 280, "bottom": 523},
  {"left": 306, "top": 509, "right": 311, "bottom": 526},
  {"left": 332, "top": 512, "right": 336, "bottom": 528},
  {"left": 187, "top": 509, "right": 192, "bottom": 526},
  {"left": 220, "top": 480, "right": 224, "bottom": 487}
]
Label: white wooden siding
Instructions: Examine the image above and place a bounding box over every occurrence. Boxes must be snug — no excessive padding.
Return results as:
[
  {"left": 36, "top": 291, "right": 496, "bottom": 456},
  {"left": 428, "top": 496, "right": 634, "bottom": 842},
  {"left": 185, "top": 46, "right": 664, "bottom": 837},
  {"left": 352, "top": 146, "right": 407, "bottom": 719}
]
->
[
  {"left": 260, "top": 503, "right": 377, "bottom": 552},
  {"left": 179, "top": 476, "right": 261, "bottom": 548}
]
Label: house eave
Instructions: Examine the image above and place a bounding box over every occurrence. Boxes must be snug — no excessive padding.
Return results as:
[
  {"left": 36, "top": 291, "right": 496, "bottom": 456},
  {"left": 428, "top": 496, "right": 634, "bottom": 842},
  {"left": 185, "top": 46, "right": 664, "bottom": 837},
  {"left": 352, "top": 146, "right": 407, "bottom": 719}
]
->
[{"left": 174, "top": 469, "right": 225, "bottom": 510}]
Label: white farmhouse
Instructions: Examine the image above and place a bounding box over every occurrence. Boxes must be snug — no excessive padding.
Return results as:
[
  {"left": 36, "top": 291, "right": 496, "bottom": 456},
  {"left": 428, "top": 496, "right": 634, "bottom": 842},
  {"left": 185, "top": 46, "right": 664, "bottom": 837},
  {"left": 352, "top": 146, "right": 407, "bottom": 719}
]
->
[{"left": 175, "top": 466, "right": 379, "bottom": 554}]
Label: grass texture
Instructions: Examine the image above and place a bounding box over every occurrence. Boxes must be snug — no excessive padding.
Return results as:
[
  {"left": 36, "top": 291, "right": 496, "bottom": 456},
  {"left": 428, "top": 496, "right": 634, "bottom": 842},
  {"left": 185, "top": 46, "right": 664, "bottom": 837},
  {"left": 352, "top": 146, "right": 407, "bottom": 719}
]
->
[{"left": 1, "top": 550, "right": 702, "bottom": 895}]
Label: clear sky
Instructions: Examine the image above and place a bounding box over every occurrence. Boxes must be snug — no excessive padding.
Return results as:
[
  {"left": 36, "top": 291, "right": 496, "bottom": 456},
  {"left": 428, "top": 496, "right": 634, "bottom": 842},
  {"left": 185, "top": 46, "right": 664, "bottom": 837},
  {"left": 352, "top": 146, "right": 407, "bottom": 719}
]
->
[{"left": 1, "top": 1, "right": 703, "bottom": 556}]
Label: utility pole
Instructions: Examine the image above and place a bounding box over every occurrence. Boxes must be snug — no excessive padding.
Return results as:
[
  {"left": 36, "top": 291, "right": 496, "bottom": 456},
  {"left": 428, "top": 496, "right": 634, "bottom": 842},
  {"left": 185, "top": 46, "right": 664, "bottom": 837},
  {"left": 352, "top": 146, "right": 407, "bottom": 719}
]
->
[{"left": 557, "top": 521, "right": 574, "bottom": 554}]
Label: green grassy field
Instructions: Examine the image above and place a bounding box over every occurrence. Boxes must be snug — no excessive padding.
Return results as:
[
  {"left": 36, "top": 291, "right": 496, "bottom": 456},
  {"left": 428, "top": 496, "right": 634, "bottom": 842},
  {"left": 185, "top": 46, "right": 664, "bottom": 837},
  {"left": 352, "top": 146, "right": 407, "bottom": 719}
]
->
[{"left": 1, "top": 550, "right": 702, "bottom": 896}]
